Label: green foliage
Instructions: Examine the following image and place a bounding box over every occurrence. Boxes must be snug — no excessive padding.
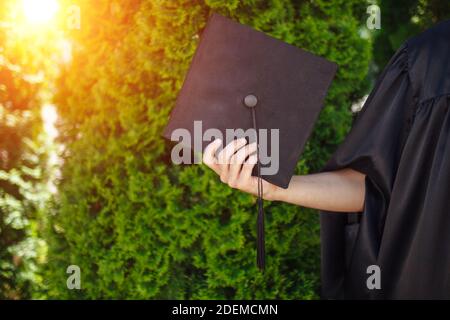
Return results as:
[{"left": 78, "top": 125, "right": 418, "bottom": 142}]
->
[
  {"left": 373, "top": 0, "right": 450, "bottom": 75},
  {"left": 0, "top": 0, "right": 53, "bottom": 298},
  {"left": 44, "top": 0, "right": 371, "bottom": 299}
]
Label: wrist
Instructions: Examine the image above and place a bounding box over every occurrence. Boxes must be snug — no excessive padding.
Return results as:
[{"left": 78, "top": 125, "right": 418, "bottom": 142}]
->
[{"left": 264, "top": 184, "right": 284, "bottom": 201}]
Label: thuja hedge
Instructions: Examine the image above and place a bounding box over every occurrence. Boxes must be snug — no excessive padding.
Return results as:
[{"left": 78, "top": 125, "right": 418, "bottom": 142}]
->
[
  {"left": 44, "top": 0, "right": 371, "bottom": 299},
  {"left": 0, "top": 0, "right": 58, "bottom": 298}
]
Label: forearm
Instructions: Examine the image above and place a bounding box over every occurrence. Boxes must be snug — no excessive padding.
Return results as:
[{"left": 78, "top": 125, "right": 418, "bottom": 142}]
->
[
  {"left": 270, "top": 168, "right": 366, "bottom": 212},
  {"left": 202, "top": 139, "right": 366, "bottom": 213}
]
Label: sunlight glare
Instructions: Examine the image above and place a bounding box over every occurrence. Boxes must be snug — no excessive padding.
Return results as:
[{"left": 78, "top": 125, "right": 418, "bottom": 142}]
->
[
  {"left": 22, "top": 0, "right": 60, "bottom": 25},
  {"left": 41, "top": 104, "right": 58, "bottom": 139}
]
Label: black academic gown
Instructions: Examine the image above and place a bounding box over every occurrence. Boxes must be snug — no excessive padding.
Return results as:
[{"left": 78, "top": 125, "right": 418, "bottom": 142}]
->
[{"left": 321, "top": 20, "right": 450, "bottom": 299}]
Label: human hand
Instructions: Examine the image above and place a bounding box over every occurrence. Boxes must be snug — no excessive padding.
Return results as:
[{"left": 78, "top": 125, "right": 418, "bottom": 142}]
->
[{"left": 202, "top": 138, "right": 280, "bottom": 200}]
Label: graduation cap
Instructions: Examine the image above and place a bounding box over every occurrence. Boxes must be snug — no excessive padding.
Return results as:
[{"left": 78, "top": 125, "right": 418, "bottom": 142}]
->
[{"left": 163, "top": 13, "right": 337, "bottom": 270}]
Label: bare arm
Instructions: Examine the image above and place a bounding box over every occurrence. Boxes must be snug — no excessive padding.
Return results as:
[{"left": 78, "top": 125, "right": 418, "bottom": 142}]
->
[
  {"left": 203, "top": 138, "right": 366, "bottom": 213},
  {"left": 271, "top": 169, "right": 365, "bottom": 212}
]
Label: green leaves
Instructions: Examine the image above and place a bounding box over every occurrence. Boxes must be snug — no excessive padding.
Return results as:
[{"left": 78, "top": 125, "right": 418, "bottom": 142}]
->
[{"left": 43, "top": 0, "right": 371, "bottom": 299}]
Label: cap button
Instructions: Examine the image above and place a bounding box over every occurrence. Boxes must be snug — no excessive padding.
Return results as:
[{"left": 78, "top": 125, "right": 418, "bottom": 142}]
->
[{"left": 244, "top": 94, "right": 258, "bottom": 108}]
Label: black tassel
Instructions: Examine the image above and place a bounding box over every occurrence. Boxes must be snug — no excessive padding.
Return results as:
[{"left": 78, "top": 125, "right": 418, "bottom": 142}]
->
[
  {"left": 250, "top": 105, "right": 265, "bottom": 272},
  {"left": 256, "top": 193, "right": 265, "bottom": 271},
  {"left": 244, "top": 95, "right": 265, "bottom": 271}
]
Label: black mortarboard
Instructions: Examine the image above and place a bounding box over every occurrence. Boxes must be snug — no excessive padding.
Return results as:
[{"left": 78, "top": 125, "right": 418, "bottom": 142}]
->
[{"left": 163, "top": 13, "right": 337, "bottom": 270}]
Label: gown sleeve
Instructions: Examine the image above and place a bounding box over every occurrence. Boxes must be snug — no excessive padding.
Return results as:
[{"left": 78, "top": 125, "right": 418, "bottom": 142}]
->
[
  {"left": 320, "top": 42, "right": 417, "bottom": 299},
  {"left": 323, "top": 43, "right": 415, "bottom": 191}
]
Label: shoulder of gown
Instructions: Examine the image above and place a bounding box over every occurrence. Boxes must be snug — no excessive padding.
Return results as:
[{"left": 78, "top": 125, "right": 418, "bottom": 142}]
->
[
  {"left": 322, "top": 39, "right": 412, "bottom": 194},
  {"left": 406, "top": 19, "right": 450, "bottom": 103},
  {"left": 320, "top": 19, "right": 450, "bottom": 299}
]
